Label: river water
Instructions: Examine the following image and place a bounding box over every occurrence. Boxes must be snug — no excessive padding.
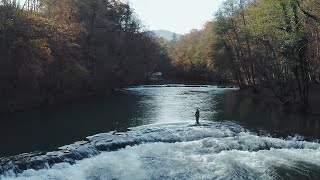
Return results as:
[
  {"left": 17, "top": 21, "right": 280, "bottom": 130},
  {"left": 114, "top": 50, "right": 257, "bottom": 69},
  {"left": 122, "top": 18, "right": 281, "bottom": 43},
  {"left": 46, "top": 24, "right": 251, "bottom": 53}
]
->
[{"left": 1, "top": 85, "right": 320, "bottom": 179}]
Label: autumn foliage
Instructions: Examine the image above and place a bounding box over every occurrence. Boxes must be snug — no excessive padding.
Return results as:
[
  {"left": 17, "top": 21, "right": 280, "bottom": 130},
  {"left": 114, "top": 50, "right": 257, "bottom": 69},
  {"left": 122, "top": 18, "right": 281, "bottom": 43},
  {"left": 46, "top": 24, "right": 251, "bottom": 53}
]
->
[{"left": 0, "top": 0, "right": 168, "bottom": 112}]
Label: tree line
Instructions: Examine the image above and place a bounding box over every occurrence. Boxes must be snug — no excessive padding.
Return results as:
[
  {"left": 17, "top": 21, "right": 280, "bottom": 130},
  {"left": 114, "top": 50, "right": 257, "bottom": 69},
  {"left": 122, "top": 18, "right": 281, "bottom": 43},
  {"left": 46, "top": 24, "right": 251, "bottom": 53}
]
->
[
  {"left": 162, "top": 22, "right": 215, "bottom": 83},
  {"left": 1, "top": 0, "right": 319, "bottom": 112},
  {"left": 0, "top": 0, "right": 169, "bottom": 112},
  {"left": 164, "top": 0, "right": 319, "bottom": 108}
]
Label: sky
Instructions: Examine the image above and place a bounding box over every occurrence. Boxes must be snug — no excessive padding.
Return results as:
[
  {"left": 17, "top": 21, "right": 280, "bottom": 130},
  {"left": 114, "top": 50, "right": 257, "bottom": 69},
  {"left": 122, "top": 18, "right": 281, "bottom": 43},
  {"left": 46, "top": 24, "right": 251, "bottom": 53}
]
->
[{"left": 125, "top": 0, "right": 225, "bottom": 35}]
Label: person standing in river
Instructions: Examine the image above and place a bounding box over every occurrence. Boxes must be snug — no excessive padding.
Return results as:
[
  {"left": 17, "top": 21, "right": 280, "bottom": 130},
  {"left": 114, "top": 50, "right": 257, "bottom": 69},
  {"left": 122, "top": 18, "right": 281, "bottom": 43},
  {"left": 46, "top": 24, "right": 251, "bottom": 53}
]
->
[{"left": 195, "top": 109, "right": 200, "bottom": 124}]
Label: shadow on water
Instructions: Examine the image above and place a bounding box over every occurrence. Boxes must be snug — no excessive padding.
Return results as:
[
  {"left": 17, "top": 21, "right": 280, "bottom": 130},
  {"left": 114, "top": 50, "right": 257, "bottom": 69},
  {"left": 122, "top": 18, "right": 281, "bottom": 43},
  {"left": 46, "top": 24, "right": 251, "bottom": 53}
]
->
[
  {"left": 1, "top": 86, "right": 320, "bottom": 158},
  {"left": 214, "top": 93, "right": 320, "bottom": 139},
  {"left": 2, "top": 86, "right": 320, "bottom": 179},
  {"left": 0, "top": 91, "right": 147, "bottom": 157}
]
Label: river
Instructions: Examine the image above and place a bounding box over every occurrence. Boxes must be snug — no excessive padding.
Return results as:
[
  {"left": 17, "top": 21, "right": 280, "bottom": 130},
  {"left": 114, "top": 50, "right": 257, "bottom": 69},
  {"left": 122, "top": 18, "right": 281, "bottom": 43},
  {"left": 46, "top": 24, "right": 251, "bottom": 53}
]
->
[{"left": 1, "top": 85, "right": 320, "bottom": 179}]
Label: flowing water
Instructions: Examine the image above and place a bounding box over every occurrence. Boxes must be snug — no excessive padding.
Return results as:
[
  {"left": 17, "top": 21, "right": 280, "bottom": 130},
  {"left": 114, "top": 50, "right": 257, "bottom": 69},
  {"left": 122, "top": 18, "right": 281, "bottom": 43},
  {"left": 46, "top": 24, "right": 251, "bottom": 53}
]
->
[{"left": 1, "top": 85, "right": 320, "bottom": 180}]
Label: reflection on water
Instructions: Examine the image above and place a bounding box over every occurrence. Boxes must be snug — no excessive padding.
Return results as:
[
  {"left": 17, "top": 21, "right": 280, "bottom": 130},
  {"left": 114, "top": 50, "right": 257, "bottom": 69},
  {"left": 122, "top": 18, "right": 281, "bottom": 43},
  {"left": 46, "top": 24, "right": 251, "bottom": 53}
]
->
[
  {"left": 1, "top": 85, "right": 320, "bottom": 158},
  {"left": 0, "top": 92, "right": 143, "bottom": 157},
  {"left": 125, "top": 86, "right": 229, "bottom": 124},
  {"left": 215, "top": 93, "right": 320, "bottom": 139},
  {"left": 2, "top": 85, "right": 320, "bottom": 180}
]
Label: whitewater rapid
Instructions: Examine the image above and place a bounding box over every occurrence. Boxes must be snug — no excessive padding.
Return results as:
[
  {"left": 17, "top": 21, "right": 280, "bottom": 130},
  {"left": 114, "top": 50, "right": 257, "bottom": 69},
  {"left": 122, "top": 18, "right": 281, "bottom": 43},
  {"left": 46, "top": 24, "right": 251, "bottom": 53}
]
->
[{"left": 2, "top": 121, "right": 320, "bottom": 180}]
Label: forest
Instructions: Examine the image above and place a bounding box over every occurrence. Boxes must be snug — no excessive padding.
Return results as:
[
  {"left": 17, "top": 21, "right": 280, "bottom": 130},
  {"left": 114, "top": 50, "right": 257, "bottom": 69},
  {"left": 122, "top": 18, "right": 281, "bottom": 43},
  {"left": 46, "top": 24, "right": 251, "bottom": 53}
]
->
[
  {"left": 0, "top": 0, "right": 169, "bottom": 112},
  {"left": 0, "top": 0, "right": 320, "bottom": 112},
  {"left": 164, "top": 0, "right": 320, "bottom": 109}
]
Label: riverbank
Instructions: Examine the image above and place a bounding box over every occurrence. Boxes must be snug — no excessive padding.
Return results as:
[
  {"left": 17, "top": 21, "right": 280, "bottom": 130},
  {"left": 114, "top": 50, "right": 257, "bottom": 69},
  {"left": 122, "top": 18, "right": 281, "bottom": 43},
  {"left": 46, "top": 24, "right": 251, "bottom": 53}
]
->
[
  {"left": 233, "top": 85, "right": 320, "bottom": 115},
  {"left": 145, "top": 76, "right": 239, "bottom": 87}
]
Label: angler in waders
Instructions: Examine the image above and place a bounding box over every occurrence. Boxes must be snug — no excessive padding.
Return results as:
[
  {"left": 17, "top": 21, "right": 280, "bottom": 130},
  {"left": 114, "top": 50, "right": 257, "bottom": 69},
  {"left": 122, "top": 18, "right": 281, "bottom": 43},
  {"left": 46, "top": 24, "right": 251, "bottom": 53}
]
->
[{"left": 195, "top": 109, "right": 200, "bottom": 125}]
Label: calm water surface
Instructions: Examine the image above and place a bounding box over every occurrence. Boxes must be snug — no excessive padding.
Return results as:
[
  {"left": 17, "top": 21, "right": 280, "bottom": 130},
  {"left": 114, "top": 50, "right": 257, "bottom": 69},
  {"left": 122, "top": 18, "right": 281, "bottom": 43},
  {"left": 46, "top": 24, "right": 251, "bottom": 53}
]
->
[{"left": 1, "top": 85, "right": 320, "bottom": 179}]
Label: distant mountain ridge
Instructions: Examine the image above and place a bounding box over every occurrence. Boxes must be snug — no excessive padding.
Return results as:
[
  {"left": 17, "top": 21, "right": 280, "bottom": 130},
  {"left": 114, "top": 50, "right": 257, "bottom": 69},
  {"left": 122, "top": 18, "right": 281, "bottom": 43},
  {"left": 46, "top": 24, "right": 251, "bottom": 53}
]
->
[{"left": 151, "top": 30, "right": 182, "bottom": 41}]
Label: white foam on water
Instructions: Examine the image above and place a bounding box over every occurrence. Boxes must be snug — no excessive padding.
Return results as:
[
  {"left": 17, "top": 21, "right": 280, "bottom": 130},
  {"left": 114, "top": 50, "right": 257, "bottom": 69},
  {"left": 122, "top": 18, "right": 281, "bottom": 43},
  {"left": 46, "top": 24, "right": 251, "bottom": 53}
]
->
[{"left": 2, "top": 121, "right": 320, "bottom": 180}]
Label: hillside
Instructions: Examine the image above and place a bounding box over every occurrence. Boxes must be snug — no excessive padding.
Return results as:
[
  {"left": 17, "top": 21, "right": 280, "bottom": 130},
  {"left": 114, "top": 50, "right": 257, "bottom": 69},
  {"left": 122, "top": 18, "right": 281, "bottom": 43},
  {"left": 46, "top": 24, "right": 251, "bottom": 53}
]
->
[{"left": 151, "top": 30, "right": 182, "bottom": 41}]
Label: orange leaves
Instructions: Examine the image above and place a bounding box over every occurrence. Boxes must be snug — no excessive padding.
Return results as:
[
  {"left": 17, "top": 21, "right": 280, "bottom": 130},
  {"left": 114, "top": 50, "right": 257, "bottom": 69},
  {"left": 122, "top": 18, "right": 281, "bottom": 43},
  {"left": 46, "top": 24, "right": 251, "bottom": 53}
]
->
[
  {"left": 70, "top": 63, "right": 90, "bottom": 78},
  {"left": 22, "top": 11, "right": 86, "bottom": 46},
  {"left": 31, "top": 39, "right": 52, "bottom": 62}
]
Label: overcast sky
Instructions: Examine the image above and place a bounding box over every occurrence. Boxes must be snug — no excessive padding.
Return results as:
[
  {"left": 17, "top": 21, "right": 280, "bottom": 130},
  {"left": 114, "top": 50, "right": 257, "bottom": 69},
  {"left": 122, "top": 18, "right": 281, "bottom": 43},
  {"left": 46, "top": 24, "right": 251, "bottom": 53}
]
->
[{"left": 125, "top": 0, "right": 225, "bottom": 35}]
